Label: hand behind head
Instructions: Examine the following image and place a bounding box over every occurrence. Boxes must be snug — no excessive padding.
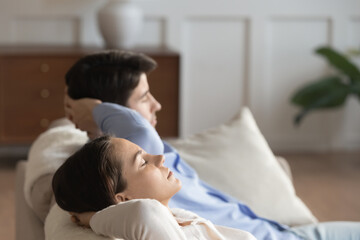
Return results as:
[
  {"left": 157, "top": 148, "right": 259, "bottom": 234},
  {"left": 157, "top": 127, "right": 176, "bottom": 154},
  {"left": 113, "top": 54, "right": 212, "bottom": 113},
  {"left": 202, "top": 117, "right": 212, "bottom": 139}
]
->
[{"left": 64, "top": 90, "right": 103, "bottom": 139}]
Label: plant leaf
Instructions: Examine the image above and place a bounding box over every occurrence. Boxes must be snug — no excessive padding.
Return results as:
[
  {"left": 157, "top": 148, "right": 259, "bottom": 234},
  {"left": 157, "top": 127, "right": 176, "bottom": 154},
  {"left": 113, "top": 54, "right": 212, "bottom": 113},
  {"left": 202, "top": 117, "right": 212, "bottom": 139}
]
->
[
  {"left": 291, "top": 76, "right": 345, "bottom": 107},
  {"left": 291, "top": 76, "right": 350, "bottom": 125},
  {"left": 353, "top": 83, "right": 360, "bottom": 102},
  {"left": 316, "top": 46, "right": 360, "bottom": 83}
]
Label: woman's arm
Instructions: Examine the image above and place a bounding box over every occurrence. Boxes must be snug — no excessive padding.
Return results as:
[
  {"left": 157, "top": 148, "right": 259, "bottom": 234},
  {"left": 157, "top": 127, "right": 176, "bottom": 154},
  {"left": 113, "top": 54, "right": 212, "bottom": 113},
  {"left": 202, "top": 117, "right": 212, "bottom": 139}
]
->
[{"left": 89, "top": 199, "right": 187, "bottom": 240}]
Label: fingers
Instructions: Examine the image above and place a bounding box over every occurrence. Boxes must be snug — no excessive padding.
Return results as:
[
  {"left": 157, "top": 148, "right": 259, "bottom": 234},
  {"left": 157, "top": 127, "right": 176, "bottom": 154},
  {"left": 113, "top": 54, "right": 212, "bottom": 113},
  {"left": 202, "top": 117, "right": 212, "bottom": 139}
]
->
[
  {"left": 63, "top": 93, "right": 74, "bottom": 108},
  {"left": 70, "top": 214, "right": 87, "bottom": 228},
  {"left": 69, "top": 212, "right": 80, "bottom": 224},
  {"left": 63, "top": 95, "right": 102, "bottom": 133},
  {"left": 64, "top": 104, "right": 75, "bottom": 122},
  {"left": 64, "top": 92, "right": 74, "bottom": 121},
  {"left": 71, "top": 215, "right": 79, "bottom": 224}
]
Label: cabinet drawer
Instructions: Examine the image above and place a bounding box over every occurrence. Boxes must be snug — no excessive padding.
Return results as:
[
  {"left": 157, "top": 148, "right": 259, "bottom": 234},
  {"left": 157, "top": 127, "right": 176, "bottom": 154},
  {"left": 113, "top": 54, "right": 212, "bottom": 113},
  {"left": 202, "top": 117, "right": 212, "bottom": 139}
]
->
[
  {"left": 0, "top": 56, "right": 79, "bottom": 143},
  {"left": 2, "top": 104, "right": 64, "bottom": 142},
  {"left": 2, "top": 57, "right": 77, "bottom": 103},
  {"left": 2, "top": 56, "right": 77, "bottom": 81}
]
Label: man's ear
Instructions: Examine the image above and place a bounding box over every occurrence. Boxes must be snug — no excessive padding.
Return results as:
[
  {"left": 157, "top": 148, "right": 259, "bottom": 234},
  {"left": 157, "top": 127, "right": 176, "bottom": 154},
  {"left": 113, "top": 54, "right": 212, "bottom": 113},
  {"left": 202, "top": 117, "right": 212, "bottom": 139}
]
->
[{"left": 115, "top": 193, "right": 132, "bottom": 203}]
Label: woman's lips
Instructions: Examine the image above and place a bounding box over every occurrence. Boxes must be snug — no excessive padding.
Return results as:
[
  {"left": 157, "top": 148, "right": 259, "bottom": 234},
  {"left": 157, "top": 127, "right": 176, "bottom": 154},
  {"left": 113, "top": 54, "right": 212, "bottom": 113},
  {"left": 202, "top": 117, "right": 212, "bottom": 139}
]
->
[{"left": 167, "top": 171, "right": 173, "bottom": 179}]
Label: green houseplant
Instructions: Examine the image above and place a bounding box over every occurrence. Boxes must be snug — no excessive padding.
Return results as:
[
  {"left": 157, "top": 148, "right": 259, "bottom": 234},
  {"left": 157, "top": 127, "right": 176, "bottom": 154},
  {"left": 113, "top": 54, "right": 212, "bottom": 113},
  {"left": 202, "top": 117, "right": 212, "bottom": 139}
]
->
[{"left": 291, "top": 46, "right": 360, "bottom": 125}]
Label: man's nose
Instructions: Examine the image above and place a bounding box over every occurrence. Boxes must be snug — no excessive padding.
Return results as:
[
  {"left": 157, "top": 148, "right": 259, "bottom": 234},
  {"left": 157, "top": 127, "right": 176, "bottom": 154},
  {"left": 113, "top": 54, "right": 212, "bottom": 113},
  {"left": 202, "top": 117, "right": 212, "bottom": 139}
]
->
[{"left": 150, "top": 94, "right": 162, "bottom": 112}]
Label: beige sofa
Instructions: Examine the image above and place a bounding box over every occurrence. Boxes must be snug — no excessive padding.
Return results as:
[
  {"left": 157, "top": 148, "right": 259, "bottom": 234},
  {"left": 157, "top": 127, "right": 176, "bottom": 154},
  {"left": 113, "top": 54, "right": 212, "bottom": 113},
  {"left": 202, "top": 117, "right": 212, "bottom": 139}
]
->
[
  {"left": 15, "top": 157, "right": 293, "bottom": 240},
  {"left": 15, "top": 108, "right": 318, "bottom": 240}
]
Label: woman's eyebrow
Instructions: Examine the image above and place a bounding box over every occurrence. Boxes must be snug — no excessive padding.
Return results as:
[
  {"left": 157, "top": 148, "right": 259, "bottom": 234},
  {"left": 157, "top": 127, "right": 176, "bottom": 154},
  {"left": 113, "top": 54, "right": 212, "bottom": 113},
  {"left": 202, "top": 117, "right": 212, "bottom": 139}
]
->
[{"left": 133, "top": 150, "right": 142, "bottom": 165}]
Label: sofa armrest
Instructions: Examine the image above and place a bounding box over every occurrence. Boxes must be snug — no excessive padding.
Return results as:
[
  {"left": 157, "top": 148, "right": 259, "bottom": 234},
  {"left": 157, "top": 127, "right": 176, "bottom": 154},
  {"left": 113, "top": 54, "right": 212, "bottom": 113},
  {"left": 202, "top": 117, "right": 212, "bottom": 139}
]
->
[{"left": 15, "top": 161, "right": 44, "bottom": 240}]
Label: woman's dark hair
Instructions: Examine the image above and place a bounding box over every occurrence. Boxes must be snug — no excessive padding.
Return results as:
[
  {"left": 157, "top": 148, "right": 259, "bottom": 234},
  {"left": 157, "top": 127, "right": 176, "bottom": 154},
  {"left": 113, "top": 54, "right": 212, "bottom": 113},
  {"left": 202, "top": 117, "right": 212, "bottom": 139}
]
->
[
  {"left": 66, "top": 50, "right": 157, "bottom": 106},
  {"left": 52, "top": 135, "right": 127, "bottom": 212}
]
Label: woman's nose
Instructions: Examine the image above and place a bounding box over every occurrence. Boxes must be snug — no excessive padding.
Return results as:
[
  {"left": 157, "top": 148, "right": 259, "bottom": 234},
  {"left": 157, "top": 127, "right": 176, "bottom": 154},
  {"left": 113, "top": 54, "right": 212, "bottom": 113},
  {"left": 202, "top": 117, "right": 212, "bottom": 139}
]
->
[{"left": 154, "top": 155, "right": 165, "bottom": 166}]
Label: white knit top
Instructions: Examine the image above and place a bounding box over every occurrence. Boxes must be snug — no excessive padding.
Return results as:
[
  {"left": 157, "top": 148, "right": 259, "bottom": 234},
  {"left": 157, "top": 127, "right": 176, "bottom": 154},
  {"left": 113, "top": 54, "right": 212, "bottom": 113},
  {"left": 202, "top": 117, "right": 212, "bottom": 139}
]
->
[{"left": 89, "top": 199, "right": 256, "bottom": 240}]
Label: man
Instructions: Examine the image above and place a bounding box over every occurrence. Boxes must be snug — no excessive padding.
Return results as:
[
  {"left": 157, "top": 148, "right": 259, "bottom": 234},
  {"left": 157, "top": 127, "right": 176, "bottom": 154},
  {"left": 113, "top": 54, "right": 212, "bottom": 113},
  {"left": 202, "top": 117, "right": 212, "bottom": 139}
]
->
[
  {"left": 65, "top": 50, "right": 161, "bottom": 140},
  {"left": 65, "top": 50, "right": 359, "bottom": 240}
]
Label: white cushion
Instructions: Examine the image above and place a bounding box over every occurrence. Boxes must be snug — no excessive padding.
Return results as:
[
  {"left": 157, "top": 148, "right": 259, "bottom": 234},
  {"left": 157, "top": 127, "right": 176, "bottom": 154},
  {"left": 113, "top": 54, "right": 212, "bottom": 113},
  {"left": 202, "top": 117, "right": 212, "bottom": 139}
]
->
[{"left": 167, "top": 107, "right": 317, "bottom": 226}]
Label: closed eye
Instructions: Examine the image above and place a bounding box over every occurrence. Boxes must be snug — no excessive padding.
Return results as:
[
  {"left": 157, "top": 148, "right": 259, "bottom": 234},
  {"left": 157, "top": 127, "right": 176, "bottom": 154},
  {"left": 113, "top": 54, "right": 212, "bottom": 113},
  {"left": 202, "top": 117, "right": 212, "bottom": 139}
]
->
[
  {"left": 141, "top": 94, "right": 150, "bottom": 103},
  {"left": 141, "top": 159, "right": 148, "bottom": 167},
  {"left": 139, "top": 90, "right": 150, "bottom": 102}
]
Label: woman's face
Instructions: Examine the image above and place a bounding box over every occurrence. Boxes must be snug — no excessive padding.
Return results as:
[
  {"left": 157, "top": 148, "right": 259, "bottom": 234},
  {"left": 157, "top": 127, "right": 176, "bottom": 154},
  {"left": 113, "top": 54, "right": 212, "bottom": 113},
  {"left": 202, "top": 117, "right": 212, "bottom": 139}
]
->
[{"left": 111, "top": 138, "right": 181, "bottom": 206}]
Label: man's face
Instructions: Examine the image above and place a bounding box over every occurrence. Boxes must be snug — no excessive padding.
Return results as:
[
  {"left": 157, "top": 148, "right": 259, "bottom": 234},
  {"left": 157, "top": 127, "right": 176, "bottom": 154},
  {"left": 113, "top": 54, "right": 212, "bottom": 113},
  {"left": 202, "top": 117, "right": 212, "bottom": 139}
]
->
[{"left": 126, "top": 73, "right": 162, "bottom": 127}]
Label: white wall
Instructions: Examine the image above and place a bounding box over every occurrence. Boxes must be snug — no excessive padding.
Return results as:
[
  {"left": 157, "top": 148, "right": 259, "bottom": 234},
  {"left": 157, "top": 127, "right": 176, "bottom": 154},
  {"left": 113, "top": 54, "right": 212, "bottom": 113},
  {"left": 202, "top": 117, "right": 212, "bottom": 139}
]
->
[{"left": 1, "top": 0, "right": 360, "bottom": 151}]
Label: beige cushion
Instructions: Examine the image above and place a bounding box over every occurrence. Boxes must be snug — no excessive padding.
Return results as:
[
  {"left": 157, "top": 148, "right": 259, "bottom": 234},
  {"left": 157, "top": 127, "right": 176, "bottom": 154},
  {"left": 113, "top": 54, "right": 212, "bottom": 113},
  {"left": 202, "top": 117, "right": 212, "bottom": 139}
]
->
[
  {"left": 167, "top": 107, "right": 317, "bottom": 226},
  {"left": 45, "top": 204, "right": 111, "bottom": 240}
]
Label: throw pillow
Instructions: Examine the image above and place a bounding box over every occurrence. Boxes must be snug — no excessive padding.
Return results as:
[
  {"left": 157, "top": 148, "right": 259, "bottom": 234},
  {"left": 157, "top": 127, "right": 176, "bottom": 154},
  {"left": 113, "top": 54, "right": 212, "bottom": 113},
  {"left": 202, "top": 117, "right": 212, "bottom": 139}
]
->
[{"left": 167, "top": 107, "right": 317, "bottom": 226}]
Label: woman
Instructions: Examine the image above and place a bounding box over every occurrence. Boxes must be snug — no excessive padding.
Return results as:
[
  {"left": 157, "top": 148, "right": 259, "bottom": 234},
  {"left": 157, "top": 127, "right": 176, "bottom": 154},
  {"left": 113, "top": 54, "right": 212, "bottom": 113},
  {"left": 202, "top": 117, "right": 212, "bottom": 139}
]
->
[{"left": 52, "top": 135, "right": 256, "bottom": 240}]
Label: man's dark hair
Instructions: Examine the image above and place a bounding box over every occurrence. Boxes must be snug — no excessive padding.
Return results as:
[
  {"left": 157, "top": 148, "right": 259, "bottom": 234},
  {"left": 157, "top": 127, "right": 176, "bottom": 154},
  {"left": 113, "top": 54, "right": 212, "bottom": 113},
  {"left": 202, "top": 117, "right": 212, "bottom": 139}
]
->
[
  {"left": 52, "top": 135, "right": 127, "bottom": 212},
  {"left": 66, "top": 50, "right": 157, "bottom": 106}
]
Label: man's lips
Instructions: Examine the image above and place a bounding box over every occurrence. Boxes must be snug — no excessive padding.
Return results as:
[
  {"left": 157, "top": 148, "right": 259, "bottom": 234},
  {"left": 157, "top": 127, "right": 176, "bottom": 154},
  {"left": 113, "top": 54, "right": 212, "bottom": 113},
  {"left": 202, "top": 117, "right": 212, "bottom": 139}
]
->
[{"left": 152, "top": 117, "right": 157, "bottom": 126}]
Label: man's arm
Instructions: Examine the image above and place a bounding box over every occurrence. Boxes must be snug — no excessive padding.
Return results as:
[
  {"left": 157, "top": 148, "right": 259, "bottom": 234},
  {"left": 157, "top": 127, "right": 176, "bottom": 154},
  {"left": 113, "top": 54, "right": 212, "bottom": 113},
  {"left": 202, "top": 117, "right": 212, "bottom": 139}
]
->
[
  {"left": 65, "top": 96, "right": 164, "bottom": 155},
  {"left": 93, "top": 103, "right": 164, "bottom": 155}
]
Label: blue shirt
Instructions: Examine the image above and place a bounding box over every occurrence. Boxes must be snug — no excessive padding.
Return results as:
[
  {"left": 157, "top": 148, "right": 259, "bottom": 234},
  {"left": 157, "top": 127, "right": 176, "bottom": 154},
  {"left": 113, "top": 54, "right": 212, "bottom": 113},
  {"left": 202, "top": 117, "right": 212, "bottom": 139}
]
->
[{"left": 93, "top": 103, "right": 302, "bottom": 240}]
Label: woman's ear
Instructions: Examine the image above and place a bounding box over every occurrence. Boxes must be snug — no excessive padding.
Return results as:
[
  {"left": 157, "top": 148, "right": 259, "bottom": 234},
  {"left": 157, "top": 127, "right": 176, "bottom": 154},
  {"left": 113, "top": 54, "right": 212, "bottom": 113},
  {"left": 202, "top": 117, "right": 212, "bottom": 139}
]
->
[{"left": 115, "top": 193, "right": 131, "bottom": 203}]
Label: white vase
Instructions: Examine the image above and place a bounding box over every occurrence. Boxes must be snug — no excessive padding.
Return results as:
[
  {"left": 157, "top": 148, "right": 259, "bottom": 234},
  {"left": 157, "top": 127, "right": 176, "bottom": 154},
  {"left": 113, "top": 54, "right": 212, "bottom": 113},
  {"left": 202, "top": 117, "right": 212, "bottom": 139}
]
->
[{"left": 97, "top": 0, "right": 143, "bottom": 49}]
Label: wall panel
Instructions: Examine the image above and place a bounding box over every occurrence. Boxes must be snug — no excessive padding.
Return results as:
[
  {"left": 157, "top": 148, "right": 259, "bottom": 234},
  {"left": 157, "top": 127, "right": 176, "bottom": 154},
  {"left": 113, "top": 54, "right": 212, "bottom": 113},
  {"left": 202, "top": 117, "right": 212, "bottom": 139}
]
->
[
  {"left": 264, "top": 18, "right": 332, "bottom": 150},
  {"left": 338, "top": 17, "right": 360, "bottom": 150},
  {"left": 348, "top": 17, "right": 360, "bottom": 47},
  {"left": 137, "top": 17, "right": 166, "bottom": 47},
  {"left": 12, "top": 17, "right": 80, "bottom": 45},
  {"left": 182, "top": 17, "right": 248, "bottom": 136}
]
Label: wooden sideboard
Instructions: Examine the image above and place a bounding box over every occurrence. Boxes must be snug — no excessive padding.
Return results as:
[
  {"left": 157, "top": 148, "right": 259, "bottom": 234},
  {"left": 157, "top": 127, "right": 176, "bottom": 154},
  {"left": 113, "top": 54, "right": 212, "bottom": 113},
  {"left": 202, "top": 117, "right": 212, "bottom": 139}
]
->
[{"left": 0, "top": 46, "right": 179, "bottom": 144}]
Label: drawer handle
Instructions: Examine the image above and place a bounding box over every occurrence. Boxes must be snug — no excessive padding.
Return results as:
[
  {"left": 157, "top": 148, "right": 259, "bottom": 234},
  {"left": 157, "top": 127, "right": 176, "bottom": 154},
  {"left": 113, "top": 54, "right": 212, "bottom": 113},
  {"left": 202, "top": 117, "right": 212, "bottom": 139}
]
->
[
  {"left": 40, "top": 89, "right": 50, "bottom": 98},
  {"left": 40, "top": 63, "right": 50, "bottom": 73},
  {"left": 40, "top": 118, "right": 50, "bottom": 128}
]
